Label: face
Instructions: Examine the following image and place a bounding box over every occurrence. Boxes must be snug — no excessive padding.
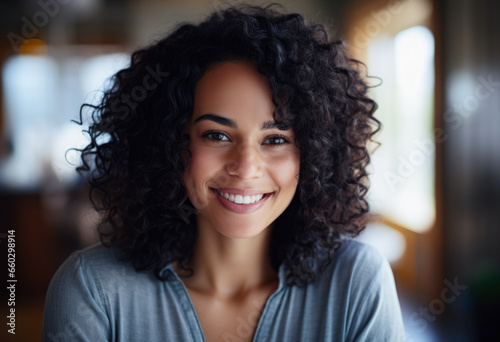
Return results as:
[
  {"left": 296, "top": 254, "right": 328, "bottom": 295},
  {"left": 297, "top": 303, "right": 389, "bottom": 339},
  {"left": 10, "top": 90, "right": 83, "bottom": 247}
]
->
[{"left": 183, "top": 61, "right": 300, "bottom": 239}]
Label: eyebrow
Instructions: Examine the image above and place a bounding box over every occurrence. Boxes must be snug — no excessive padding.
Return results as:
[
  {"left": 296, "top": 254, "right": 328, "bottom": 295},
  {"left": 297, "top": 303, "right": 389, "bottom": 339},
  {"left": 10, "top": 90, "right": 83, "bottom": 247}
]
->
[{"left": 193, "top": 113, "right": 286, "bottom": 131}]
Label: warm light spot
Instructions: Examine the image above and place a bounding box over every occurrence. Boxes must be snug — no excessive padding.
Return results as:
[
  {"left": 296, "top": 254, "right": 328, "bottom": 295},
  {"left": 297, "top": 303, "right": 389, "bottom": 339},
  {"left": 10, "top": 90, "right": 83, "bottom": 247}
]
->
[
  {"left": 18, "top": 39, "right": 48, "bottom": 55},
  {"left": 356, "top": 222, "right": 407, "bottom": 264}
]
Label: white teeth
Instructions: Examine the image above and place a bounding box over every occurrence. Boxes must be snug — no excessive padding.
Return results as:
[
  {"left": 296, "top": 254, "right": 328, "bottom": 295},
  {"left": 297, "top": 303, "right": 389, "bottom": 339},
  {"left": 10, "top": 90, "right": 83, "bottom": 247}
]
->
[{"left": 216, "top": 190, "right": 266, "bottom": 204}]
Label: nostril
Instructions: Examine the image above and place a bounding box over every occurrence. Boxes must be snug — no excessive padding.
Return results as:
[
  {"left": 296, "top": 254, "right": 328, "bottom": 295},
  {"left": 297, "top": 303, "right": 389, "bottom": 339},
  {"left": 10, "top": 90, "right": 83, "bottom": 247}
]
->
[{"left": 225, "top": 160, "right": 239, "bottom": 175}]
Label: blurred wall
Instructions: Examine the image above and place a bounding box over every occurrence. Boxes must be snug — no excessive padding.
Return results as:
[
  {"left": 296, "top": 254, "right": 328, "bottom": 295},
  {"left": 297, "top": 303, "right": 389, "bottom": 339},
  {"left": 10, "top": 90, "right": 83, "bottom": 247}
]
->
[{"left": 440, "top": 0, "right": 500, "bottom": 339}]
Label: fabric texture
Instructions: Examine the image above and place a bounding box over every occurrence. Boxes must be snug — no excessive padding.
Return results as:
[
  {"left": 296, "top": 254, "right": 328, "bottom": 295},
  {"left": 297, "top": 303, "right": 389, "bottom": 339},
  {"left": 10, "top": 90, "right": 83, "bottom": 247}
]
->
[{"left": 42, "top": 239, "right": 406, "bottom": 341}]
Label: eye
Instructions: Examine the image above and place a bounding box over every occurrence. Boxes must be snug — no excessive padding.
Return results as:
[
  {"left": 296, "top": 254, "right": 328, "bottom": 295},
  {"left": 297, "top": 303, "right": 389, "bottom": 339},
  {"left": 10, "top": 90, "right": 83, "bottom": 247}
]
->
[
  {"left": 202, "top": 131, "right": 230, "bottom": 142},
  {"left": 263, "top": 135, "right": 290, "bottom": 145}
]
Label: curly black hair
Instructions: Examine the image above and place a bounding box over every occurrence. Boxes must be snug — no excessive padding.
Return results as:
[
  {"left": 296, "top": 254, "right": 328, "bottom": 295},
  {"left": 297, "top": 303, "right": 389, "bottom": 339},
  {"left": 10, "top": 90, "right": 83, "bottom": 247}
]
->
[{"left": 73, "top": 4, "right": 380, "bottom": 287}]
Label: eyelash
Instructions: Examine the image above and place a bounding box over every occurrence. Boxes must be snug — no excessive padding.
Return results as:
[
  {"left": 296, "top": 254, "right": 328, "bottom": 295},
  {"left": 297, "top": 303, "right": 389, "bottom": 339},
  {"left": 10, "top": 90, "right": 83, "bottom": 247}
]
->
[{"left": 202, "top": 130, "right": 291, "bottom": 146}]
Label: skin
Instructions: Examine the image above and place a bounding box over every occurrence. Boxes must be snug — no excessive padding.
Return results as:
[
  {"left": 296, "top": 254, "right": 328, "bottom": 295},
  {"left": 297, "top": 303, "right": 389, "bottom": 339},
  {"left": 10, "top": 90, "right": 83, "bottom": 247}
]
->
[{"left": 175, "top": 61, "right": 300, "bottom": 341}]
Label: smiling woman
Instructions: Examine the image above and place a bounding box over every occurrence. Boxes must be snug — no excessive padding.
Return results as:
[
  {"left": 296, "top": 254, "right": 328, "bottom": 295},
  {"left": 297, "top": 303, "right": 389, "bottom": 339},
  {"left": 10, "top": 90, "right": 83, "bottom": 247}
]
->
[{"left": 42, "top": 4, "right": 405, "bottom": 342}]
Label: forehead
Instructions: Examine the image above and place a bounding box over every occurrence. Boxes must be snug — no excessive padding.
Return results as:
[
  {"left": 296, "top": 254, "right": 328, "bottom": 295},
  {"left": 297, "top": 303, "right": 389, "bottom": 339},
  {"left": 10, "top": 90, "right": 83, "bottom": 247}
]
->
[{"left": 191, "top": 61, "right": 275, "bottom": 123}]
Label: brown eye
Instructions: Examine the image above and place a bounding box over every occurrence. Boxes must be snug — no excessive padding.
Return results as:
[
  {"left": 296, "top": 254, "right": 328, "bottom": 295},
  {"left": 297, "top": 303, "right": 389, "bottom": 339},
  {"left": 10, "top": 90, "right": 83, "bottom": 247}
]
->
[
  {"left": 263, "top": 135, "right": 289, "bottom": 145},
  {"left": 202, "top": 131, "right": 230, "bottom": 142}
]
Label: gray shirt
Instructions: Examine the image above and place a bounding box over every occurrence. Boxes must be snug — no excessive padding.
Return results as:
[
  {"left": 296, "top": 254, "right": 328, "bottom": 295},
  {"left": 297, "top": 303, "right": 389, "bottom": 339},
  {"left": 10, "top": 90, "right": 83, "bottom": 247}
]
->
[{"left": 42, "top": 239, "right": 405, "bottom": 341}]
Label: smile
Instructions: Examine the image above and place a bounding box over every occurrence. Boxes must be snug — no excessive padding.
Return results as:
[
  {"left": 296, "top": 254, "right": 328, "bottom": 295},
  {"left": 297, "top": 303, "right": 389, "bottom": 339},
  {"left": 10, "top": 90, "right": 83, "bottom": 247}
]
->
[
  {"left": 214, "top": 190, "right": 265, "bottom": 204},
  {"left": 210, "top": 188, "right": 273, "bottom": 214}
]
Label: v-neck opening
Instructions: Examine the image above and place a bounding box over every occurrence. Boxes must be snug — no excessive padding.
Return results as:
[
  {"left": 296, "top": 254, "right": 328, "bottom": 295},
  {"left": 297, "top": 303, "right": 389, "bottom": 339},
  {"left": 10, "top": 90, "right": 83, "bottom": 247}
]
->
[{"left": 163, "top": 262, "right": 287, "bottom": 342}]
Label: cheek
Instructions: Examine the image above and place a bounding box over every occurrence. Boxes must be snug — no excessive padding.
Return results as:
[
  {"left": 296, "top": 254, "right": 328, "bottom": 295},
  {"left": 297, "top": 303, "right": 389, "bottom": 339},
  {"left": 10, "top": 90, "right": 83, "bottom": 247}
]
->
[
  {"left": 183, "top": 147, "right": 223, "bottom": 193},
  {"left": 270, "top": 152, "right": 300, "bottom": 190}
]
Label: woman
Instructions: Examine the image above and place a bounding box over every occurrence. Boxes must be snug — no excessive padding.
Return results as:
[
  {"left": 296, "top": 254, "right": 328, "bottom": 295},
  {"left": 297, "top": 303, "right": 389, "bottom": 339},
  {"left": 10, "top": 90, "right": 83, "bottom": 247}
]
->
[{"left": 42, "top": 5, "right": 405, "bottom": 341}]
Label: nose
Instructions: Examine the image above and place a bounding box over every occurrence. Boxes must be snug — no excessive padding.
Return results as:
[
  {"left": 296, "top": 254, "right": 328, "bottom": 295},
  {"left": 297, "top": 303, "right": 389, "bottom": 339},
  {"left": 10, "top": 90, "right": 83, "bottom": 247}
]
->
[{"left": 226, "top": 142, "right": 264, "bottom": 179}]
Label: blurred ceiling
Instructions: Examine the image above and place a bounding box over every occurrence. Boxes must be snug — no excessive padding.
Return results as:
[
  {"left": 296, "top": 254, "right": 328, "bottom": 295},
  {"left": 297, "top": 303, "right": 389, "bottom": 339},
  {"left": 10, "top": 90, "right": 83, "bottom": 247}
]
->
[{"left": 1, "top": 0, "right": 353, "bottom": 49}]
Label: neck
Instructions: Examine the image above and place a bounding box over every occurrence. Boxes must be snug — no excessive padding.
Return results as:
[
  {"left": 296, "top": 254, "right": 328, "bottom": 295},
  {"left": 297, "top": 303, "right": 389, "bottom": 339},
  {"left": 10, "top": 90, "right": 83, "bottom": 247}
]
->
[{"left": 174, "top": 218, "right": 278, "bottom": 299}]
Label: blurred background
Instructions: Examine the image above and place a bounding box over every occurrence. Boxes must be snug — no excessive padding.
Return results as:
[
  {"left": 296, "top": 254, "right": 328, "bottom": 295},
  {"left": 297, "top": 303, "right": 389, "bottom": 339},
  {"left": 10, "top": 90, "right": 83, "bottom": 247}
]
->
[{"left": 0, "top": 0, "right": 499, "bottom": 341}]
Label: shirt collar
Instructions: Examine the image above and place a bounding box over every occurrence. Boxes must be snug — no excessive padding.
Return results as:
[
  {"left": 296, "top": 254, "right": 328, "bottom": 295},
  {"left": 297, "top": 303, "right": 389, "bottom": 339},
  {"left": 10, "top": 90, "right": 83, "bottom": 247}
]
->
[{"left": 160, "top": 260, "right": 288, "bottom": 291}]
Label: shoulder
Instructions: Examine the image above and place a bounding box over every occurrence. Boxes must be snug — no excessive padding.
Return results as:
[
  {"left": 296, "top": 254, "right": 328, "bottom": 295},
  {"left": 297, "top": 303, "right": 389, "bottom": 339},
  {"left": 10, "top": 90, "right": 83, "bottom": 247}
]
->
[
  {"left": 321, "top": 239, "right": 391, "bottom": 283},
  {"left": 317, "top": 239, "right": 405, "bottom": 341},
  {"left": 47, "top": 243, "right": 150, "bottom": 303},
  {"left": 43, "top": 244, "right": 128, "bottom": 340},
  {"left": 64, "top": 242, "right": 123, "bottom": 266},
  {"left": 43, "top": 243, "right": 187, "bottom": 341},
  {"left": 334, "top": 238, "right": 385, "bottom": 262},
  {"left": 312, "top": 239, "right": 399, "bottom": 318},
  {"left": 53, "top": 243, "right": 133, "bottom": 280}
]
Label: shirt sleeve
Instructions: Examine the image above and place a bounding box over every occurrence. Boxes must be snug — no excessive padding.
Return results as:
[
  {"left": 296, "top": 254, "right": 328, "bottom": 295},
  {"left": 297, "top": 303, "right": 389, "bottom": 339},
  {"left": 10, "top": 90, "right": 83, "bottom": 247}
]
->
[
  {"left": 42, "top": 251, "right": 111, "bottom": 342},
  {"left": 345, "top": 248, "right": 406, "bottom": 342}
]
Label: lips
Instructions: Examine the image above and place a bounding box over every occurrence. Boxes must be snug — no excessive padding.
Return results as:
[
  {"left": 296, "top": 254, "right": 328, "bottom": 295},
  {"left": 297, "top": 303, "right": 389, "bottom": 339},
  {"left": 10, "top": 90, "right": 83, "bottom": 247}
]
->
[
  {"left": 214, "top": 189, "right": 266, "bottom": 204},
  {"left": 210, "top": 188, "right": 273, "bottom": 214}
]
